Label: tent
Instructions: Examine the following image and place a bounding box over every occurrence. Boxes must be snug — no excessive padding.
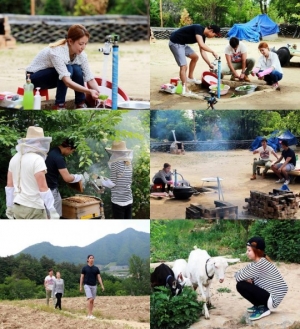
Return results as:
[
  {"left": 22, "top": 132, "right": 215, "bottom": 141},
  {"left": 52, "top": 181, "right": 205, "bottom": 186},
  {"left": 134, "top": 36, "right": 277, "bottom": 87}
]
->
[
  {"left": 228, "top": 14, "right": 279, "bottom": 43},
  {"left": 250, "top": 130, "right": 298, "bottom": 152}
]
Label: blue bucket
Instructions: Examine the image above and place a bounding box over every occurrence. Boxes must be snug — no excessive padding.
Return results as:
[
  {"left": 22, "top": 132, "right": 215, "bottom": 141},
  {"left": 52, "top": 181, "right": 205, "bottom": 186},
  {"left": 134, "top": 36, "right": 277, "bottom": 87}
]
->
[{"left": 280, "top": 184, "right": 290, "bottom": 191}]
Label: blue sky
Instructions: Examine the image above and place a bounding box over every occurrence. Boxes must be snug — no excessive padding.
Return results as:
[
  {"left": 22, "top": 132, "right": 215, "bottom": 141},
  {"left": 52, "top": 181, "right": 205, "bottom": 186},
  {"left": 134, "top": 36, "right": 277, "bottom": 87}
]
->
[{"left": 0, "top": 220, "right": 150, "bottom": 257}]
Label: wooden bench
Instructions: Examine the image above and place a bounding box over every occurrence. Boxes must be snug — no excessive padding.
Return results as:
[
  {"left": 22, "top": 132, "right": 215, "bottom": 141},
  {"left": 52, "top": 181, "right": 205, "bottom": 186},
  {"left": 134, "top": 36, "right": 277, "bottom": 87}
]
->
[{"left": 255, "top": 163, "right": 300, "bottom": 183}]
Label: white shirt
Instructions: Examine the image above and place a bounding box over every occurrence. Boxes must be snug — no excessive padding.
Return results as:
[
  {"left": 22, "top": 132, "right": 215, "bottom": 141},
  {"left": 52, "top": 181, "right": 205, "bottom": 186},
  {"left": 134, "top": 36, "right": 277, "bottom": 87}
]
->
[
  {"left": 258, "top": 51, "right": 283, "bottom": 73},
  {"left": 45, "top": 275, "right": 56, "bottom": 291},
  {"left": 225, "top": 42, "right": 247, "bottom": 63},
  {"left": 256, "top": 145, "right": 275, "bottom": 161},
  {"left": 8, "top": 152, "right": 47, "bottom": 209},
  {"left": 26, "top": 43, "right": 94, "bottom": 81}
]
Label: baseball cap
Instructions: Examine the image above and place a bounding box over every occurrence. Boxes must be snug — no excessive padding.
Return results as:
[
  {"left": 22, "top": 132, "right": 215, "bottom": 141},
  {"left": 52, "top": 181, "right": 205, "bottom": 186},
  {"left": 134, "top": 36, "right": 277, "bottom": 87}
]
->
[
  {"left": 208, "top": 25, "right": 221, "bottom": 37},
  {"left": 247, "top": 236, "right": 266, "bottom": 251},
  {"left": 61, "top": 138, "right": 77, "bottom": 149}
]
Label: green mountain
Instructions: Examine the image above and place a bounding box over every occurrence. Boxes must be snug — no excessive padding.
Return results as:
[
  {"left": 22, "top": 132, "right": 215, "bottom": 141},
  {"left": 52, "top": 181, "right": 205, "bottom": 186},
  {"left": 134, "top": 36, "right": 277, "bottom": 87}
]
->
[{"left": 17, "top": 228, "right": 149, "bottom": 265}]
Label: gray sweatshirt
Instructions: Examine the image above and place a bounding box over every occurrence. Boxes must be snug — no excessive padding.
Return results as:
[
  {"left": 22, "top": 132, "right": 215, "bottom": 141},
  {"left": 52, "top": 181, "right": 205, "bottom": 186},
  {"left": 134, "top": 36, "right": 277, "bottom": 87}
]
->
[
  {"left": 152, "top": 170, "right": 173, "bottom": 184},
  {"left": 52, "top": 278, "right": 65, "bottom": 296}
]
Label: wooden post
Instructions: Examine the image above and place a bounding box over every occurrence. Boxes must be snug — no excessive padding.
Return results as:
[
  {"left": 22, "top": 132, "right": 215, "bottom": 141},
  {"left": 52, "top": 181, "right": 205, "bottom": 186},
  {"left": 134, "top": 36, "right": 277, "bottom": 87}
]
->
[
  {"left": 160, "top": 0, "right": 163, "bottom": 27},
  {"left": 31, "top": 0, "right": 35, "bottom": 15}
]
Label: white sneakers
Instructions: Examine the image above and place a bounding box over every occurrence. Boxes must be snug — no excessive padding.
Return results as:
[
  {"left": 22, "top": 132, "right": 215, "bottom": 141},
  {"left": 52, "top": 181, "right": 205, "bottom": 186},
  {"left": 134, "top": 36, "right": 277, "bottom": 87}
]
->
[
  {"left": 87, "top": 315, "right": 96, "bottom": 319},
  {"left": 284, "top": 180, "right": 290, "bottom": 185},
  {"left": 187, "top": 77, "right": 201, "bottom": 84},
  {"left": 275, "top": 178, "right": 285, "bottom": 183}
]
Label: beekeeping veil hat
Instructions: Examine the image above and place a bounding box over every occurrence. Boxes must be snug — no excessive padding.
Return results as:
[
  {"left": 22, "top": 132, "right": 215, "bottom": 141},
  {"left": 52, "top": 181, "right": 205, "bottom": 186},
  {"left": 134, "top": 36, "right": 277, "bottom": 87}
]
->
[
  {"left": 105, "top": 141, "right": 133, "bottom": 169},
  {"left": 16, "top": 126, "right": 52, "bottom": 160}
]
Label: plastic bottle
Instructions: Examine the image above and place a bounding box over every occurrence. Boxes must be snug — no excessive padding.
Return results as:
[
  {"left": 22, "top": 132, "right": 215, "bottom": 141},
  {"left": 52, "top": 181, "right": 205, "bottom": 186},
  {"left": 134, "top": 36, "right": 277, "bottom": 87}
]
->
[
  {"left": 23, "top": 74, "right": 34, "bottom": 110},
  {"left": 33, "top": 87, "right": 41, "bottom": 110},
  {"left": 175, "top": 80, "right": 183, "bottom": 94}
]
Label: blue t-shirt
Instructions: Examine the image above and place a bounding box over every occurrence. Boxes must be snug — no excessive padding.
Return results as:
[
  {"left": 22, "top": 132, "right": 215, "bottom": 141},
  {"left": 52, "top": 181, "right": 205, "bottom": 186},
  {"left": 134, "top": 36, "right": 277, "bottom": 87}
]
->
[
  {"left": 81, "top": 265, "right": 100, "bottom": 286},
  {"left": 45, "top": 147, "right": 67, "bottom": 189},
  {"left": 170, "top": 24, "right": 206, "bottom": 45}
]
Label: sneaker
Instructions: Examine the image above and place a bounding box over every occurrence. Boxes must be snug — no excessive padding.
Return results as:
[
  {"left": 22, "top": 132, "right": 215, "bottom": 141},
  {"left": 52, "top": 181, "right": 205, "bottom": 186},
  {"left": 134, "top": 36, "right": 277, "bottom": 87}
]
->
[
  {"left": 284, "top": 179, "right": 290, "bottom": 185},
  {"left": 187, "top": 77, "right": 201, "bottom": 84},
  {"left": 168, "top": 191, "right": 174, "bottom": 197},
  {"left": 76, "top": 101, "right": 88, "bottom": 109},
  {"left": 244, "top": 75, "right": 251, "bottom": 82},
  {"left": 275, "top": 178, "right": 285, "bottom": 183},
  {"left": 89, "top": 315, "right": 96, "bottom": 319},
  {"left": 247, "top": 305, "right": 257, "bottom": 313},
  {"left": 250, "top": 174, "right": 256, "bottom": 180},
  {"left": 52, "top": 103, "right": 66, "bottom": 110},
  {"left": 249, "top": 305, "right": 270, "bottom": 321},
  {"left": 272, "top": 83, "right": 280, "bottom": 90}
]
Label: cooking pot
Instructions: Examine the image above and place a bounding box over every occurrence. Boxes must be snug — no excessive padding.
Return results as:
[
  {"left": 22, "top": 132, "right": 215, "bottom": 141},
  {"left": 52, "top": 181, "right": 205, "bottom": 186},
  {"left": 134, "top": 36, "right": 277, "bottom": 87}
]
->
[{"left": 173, "top": 186, "right": 195, "bottom": 200}]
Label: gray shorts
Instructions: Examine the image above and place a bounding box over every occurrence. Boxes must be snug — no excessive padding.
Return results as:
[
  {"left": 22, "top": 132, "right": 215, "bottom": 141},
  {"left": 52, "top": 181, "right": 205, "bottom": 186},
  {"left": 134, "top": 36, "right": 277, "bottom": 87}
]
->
[
  {"left": 169, "top": 41, "right": 195, "bottom": 66},
  {"left": 274, "top": 163, "right": 295, "bottom": 171},
  {"left": 84, "top": 284, "right": 97, "bottom": 299}
]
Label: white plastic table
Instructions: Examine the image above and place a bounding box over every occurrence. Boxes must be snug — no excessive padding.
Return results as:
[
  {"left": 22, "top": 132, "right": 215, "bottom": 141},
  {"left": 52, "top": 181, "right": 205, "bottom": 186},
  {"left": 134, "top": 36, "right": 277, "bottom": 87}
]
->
[{"left": 201, "top": 177, "right": 224, "bottom": 200}]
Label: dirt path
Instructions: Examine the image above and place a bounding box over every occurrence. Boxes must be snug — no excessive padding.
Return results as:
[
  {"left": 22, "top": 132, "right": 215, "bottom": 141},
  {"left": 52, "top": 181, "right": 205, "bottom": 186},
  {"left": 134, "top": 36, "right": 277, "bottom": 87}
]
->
[
  {"left": 151, "top": 261, "right": 300, "bottom": 329},
  {"left": 150, "top": 38, "right": 300, "bottom": 109},
  {"left": 0, "top": 296, "right": 150, "bottom": 329},
  {"left": 150, "top": 150, "right": 300, "bottom": 219},
  {"left": 0, "top": 41, "right": 149, "bottom": 103}
]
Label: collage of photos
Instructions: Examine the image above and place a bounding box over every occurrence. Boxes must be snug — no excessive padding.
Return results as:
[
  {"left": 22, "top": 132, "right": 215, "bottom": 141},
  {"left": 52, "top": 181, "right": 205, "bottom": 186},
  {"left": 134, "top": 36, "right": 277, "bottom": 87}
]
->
[{"left": 1, "top": 0, "right": 300, "bottom": 328}]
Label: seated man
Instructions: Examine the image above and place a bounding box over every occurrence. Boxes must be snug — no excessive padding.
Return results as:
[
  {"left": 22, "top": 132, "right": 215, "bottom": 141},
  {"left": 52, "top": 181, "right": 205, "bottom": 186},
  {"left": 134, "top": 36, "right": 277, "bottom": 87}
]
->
[
  {"left": 251, "top": 138, "right": 279, "bottom": 180},
  {"left": 271, "top": 140, "right": 296, "bottom": 185},
  {"left": 221, "top": 37, "right": 255, "bottom": 82}
]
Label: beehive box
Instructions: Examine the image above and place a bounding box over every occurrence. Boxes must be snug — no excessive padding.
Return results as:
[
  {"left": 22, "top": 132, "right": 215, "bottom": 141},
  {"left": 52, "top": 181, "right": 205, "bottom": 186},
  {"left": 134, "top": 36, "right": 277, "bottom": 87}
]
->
[{"left": 62, "top": 195, "right": 103, "bottom": 219}]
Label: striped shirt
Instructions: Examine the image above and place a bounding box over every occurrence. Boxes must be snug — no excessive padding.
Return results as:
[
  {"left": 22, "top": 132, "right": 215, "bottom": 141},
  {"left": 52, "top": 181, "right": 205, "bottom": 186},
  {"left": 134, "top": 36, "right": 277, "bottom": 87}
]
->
[
  {"left": 110, "top": 161, "right": 133, "bottom": 206},
  {"left": 235, "top": 258, "right": 288, "bottom": 308}
]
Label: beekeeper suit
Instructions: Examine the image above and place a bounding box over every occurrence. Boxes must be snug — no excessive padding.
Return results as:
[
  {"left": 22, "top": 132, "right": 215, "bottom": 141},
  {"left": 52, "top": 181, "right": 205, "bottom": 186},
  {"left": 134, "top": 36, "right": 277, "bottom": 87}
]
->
[{"left": 5, "top": 126, "right": 60, "bottom": 219}]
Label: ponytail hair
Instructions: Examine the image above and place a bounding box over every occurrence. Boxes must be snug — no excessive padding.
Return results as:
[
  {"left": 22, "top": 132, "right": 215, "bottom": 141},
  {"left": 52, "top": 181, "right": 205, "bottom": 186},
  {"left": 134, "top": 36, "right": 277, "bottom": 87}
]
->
[{"left": 49, "top": 24, "right": 90, "bottom": 48}]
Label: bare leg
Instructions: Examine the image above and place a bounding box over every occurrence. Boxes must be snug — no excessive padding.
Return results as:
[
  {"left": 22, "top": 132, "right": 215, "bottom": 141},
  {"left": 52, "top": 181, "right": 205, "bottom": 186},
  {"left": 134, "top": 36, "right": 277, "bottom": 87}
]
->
[
  {"left": 187, "top": 53, "right": 199, "bottom": 79},
  {"left": 87, "top": 298, "right": 94, "bottom": 316},
  {"left": 271, "top": 165, "right": 283, "bottom": 179},
  {"left": 179, "top": 65, "right": 188, "bottom": 91}
]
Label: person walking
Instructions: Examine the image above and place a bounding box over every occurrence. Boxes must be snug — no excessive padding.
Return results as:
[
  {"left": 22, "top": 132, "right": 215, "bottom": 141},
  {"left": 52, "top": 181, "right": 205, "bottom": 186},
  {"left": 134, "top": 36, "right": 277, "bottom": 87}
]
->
[
  {"left": 235, "top": 236, "right": 288, "bottom": 321},
  {"left": 80, "top": 255, "right": 105, "bottom": 319},
  {"left": 44, "top": 268, "right": 56, "bottom": 306},
  {"left": 26, "top": 24, "right": 100, "bottom": 109},
  {"left": 52, "top": 271, "right": 64, "bottom": 310},
  {"left": 169, "top": 24, "right": 220, "bottom": 92},
  {"left": 45, "top": 138, "right": 83, "bottom": 218},
  {"left": 106, "top": 141, "right": 133, "bottom": 219},
  {"left": 5, "top": 126, "right": 59, "bottom": 219}
]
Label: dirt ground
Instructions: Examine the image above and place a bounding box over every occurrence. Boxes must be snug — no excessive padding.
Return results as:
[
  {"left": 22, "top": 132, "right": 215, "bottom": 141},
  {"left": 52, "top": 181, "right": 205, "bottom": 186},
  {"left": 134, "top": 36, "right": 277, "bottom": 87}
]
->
[
  {"left": 150, "top": 261, "right": 300, "bottom": 329},
  {"left": 150, "top": 149, "right": 300, "bottom": 219},
  {"left": 0, "top": 296, "right": 149, "bottom": 329},
  {"left": 0, "top": 41, "right": 149, "bottom": 105},
  {"left": 150, "top": 38, "right": 300, "bottom": 110}
]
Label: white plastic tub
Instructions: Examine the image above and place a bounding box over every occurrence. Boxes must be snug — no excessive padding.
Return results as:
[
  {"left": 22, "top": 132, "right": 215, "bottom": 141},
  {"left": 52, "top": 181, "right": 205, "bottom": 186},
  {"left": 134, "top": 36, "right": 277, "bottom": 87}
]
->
[{"left": 118, "top": 101, "right": 150, "bottom": 109}]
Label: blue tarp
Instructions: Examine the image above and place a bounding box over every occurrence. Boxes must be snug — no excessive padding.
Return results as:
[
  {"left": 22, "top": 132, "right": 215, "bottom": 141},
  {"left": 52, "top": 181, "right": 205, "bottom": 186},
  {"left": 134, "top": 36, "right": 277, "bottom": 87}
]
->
[
  {"left": 250, "top": 130, "right": 298, "bottom": 151},
  {"left": 228, "top": 14, "right": 280, "bottom": 43}
]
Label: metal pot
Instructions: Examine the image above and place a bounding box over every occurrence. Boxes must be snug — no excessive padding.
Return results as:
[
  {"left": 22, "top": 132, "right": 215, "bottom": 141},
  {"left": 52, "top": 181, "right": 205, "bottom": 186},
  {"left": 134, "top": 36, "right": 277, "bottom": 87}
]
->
[{"left": 173, "top": 186, "right": 195, "bottom": 199}]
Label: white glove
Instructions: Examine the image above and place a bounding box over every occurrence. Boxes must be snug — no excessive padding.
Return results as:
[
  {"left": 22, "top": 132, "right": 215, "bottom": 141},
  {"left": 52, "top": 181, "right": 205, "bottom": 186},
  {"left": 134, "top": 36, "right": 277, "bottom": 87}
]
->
[
  {"left": 5, "top": 186, "right": 15, "bottom": 207},
  {"left": 39, "top": 189, "right": 55, "bottom": 210},
  {"left": 70, "top": 174, "right": 83, "bottom": 183},
  {"left": 97, "top": 176, "right": 115, "bottom": 188},
  {"left": 49, "top": 208, "right": 60, "bottom": 220},
  {"left": 6, "top": 206, "right": 14, "bottom": 219}
]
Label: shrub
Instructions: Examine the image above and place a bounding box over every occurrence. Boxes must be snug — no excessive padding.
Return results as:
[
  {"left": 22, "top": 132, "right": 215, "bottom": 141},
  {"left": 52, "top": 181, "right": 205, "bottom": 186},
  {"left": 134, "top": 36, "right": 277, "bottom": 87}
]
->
[{"left": 150, "top": 286, "right": 203, "bottom": 329}]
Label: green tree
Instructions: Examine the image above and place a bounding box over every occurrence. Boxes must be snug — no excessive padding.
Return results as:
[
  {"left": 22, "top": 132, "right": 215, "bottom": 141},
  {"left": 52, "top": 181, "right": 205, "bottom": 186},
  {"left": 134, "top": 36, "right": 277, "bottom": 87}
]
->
[{"left": 43, "top": 0, "right": 66, "bottom": 15}]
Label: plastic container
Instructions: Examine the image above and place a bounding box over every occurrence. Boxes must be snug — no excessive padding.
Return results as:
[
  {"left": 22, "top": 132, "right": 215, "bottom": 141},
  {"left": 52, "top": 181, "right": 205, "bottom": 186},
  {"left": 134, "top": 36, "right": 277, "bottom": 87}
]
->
[
  {"left": 209, "top": 84, "right": 230, "bottom": 95},
  {"left": 117, "top": 101, "right": 150, "bottom": 109},
  {"left": 235, "top": 84, "right": 257, "bottom": 95},
  {"left": 201, "top": 71, "right": 218, "bottom": 88},
  {"left": 175, "top": 81, "right": 183, "bottom": 94},
  {"left": 23, "top": 74, "right": 34, "bottom": 110},
  {"left": 33, "top": 87, "right": 41, "bottom": 110}
]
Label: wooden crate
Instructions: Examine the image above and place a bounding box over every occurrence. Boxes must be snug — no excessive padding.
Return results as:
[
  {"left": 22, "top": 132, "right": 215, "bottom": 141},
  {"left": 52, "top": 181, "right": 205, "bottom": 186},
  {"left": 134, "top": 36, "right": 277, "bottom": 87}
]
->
[{"left": 62, "top": 195, "right": 103, "bottom": 219}]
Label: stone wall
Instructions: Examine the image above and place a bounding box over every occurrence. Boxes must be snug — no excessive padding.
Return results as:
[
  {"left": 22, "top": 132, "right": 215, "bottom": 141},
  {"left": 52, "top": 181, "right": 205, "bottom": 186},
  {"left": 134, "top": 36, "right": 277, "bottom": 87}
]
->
[{"left": 6, "top": 14, "right": 148, "bottom": 43}]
